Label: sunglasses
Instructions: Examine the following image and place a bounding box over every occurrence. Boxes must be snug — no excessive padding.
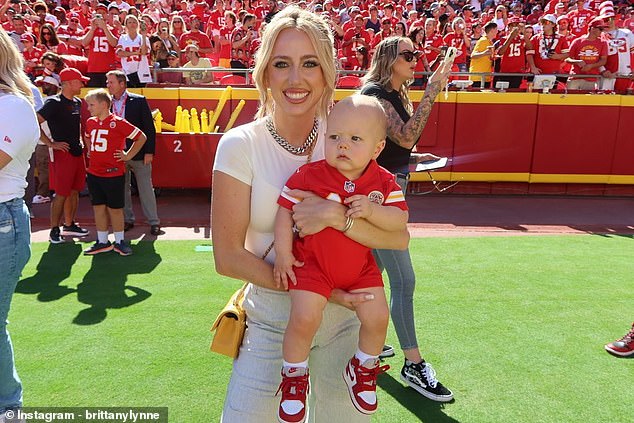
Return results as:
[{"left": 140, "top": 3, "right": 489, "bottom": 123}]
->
[
  {"left": 399, "top": 50, "right": 420, "bottom": 62},
  {"left": 42, "top": 31, "right": 52, "bottom": 35},
  {"left": 70, "top": 19, "right": 80, "bottom": 23}
]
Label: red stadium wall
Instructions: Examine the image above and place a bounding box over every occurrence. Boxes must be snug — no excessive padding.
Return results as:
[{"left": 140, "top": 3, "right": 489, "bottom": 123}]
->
[{"left": 77, "top": 87, "right": 634, "bottom": 194}]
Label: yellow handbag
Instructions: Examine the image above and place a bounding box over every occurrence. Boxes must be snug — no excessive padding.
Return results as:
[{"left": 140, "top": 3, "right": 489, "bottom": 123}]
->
[
  {"left": 210, "top": 242, "right": 275, "bottom": 359},
  {"left": 209, "top": 282, "right": 248, "bottom": 359}
]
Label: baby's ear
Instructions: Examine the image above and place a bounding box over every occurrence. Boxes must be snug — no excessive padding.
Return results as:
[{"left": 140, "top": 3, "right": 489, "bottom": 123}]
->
[{"left": 373, "top": 139, "right": 386, "bottom": 159}]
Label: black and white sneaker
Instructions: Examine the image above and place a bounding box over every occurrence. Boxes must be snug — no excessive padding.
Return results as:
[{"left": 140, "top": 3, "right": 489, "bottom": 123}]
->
[
  {"left": 83, "top": 241, "right": 114, "bottom": 256},
  {"left": 379, "top": 344, "right": 395, "bottom": 359},
  {"left": 49, "top": 227, "right": 62, "bottom": 244},
  {"left": 62, "top": 223, "right": 89, "bottom": 237},
  {"left": 400, "top": 360, "right": 453, "bottom": 402}
]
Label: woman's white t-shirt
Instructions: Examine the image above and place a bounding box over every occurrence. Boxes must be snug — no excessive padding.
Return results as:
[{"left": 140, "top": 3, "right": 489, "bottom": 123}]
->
[
  {"left": 213, "top": 118, "right": 325, "bottom": 263},
  {"left": 0, "top": 93, "right": 39, "bottom": 202}
]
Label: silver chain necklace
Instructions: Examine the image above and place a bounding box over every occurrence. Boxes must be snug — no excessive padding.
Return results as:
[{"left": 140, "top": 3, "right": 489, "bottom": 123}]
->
[{"left": 266, "top": 116, "right": 318, "bottom": 155}]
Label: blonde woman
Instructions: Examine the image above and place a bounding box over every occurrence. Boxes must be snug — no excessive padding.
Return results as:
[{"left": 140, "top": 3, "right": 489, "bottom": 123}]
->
[
  {"left": 116, "top": 15, "right": 151, "bottom": 87},
  {"left": 0, "top": 28, "right": 40, "bottom": 417},
  {"left": 212, "top": 7, "right": 408, "bottom": 423}
]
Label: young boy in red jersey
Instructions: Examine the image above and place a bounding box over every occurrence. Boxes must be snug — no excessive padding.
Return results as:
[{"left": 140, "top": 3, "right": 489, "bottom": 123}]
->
[
  {"left": 274, "top": 96, "right": 409, "bottom": 423},
  {"left": 83, "top": 89, "right": 146, "bottom": 256}
]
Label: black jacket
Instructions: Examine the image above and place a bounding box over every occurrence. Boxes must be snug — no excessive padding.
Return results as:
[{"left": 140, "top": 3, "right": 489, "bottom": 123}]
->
[{"left": 122, "top": 92, "right": 156, "bottom": 161}]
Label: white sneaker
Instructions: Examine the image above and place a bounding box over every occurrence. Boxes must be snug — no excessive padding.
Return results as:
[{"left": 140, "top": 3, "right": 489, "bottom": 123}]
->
[{"left": 32, "top": 195, "right": 51, "bottom": 204}]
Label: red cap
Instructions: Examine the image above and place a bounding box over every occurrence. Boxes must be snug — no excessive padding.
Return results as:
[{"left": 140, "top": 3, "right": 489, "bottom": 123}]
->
[
  {"left": 589, "top": 17, "right": 608, "bottom": 28},
  {"left": 60, "top": 67, "right": 90, "bottom": 83},
  {"left": 20, "top": 32, "right": 35, "bottom": 42}
]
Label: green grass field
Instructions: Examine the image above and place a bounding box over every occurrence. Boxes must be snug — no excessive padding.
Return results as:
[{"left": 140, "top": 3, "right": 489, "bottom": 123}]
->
[{"left": 10, "top": 236, "right": 634, "bottom": 422}]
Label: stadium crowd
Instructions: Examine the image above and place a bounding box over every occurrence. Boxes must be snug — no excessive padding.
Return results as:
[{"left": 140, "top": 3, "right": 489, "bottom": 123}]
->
[{"left": 2, "top": 0, "right": 632, "bottom": 89}]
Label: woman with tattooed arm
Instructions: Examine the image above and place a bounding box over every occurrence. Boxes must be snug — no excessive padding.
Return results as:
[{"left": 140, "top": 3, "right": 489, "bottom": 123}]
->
[{"left": 360, "top": 35, "right": 454, "bottom": 403}]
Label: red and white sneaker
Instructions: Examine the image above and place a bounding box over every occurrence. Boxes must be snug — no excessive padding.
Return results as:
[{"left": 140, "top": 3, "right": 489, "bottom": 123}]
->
[
  {"left": 605, "top": 322, "right": 634, "bottom": 357},
  {"left": 276, "top": 367, "right": 310, "bottom": 423},
  {"left": 342, "top": 356, "right": 389, "bottom": 414}
]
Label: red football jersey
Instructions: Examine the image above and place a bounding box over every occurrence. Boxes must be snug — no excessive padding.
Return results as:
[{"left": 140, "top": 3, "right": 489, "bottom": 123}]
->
[
  {"left": 85, "top": 114, "right": 140, "bottom": 177},
  {"left": 278, "top": 160, "right": 407, "bottom": 285},
  {"left": 86, "top": 28, "right": 118, "bottom": 73},
  {"left": 342, "top": 28, "right": 372, "bottom": 59},
  {"left": 499, "top": 36, "right": 527, "bottom": 72},
  {"left": 443, "top": 32, "right": 469, "bottom": 65},
  {"left": 567, "top": 9, "right": 596, "bottom": 37},
  {"left": 424, "top": 33, "right": 444, "bottom": 65},
  {"left": 528, "top": 33, "right": 569, "bottom": 74}
]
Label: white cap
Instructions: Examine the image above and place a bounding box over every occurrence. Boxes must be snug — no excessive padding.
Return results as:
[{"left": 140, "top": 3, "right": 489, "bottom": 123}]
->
[{"left": 35, "top": 75, "right": 60, "bottom": 88}]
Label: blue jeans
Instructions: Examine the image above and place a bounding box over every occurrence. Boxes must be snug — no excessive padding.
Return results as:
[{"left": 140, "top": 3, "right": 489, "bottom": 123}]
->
[
  {"left": 373, "top": 248, "right": 419, "bottom": 351},
  {"left": 0, "top": 198, "right": 31, "bottom": 411},
  {"left": 372, "top": 173, "right": 419, "bottom": 351}
]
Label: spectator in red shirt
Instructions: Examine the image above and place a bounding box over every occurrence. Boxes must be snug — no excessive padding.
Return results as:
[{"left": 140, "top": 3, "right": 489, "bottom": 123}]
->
[
  {"left": 565, "top": 17, "right": 608, "bottom": 90},
  {"left": 567, "top": 0, "right": 597, "bottom": 37},
  {"left": 526, "top": 5, "right": 543, "bottom": 26},
  {"left": 80, "top": 13, "right": 119, "bottom": 87},
  {"left": 21, "top": 33, "right": 44, "bottom": 79},
  {"left": 179, "top": 15, "right": 214, "bottom": 59},
  {"left": 57, "top": 13, "right": 87, "bottom": 56},
  {"left": 409, "top": 25, "right": 431, "bottom": 87},
  {"left": 53, "top": 6, "right": 68, "bottom": 27},
  {"left": 342, "top": 14, "right": 371, "bottom": 60},
  {"left": 526, "top": 14, "right": 569, "bottom": 79},
  {"left": 230, "top": 13, "right": 256, "bottom": 69},
  {"left": 443, "top": 16, "right": 470, "bottom": 72},
  {"left": 424, "top": 17, "right": 443, "bottom": 69},
  {"left": 495, "top": 17, "right": 529, "bottom": 88},
  {"left": 218, "top": 10, "right": 237, "bottom": 68}
]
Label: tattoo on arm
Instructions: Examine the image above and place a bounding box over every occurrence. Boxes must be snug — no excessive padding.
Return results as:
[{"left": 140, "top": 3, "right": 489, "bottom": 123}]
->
[{"left": 380, "top": 80, "right": 442, "bottom": 149}]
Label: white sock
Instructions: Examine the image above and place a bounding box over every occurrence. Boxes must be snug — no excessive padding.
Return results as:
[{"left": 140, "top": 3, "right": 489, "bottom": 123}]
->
[
  {"left": 114, "top": 231, "right": 124, "bottom": 243},
  {"left": 355, "top": 349, "right": 378, "bottom": 365},
  {"left": 97, "top": 231, "right": 109, "bottom": 244},
  {"left": 283, "top": 360, "right": 308, "bottom": 369}
]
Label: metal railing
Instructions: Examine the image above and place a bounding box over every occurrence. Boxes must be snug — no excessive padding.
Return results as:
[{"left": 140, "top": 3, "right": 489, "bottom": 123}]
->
[{"left": 150, "top": 67, "right": 633, "bottom": 94}]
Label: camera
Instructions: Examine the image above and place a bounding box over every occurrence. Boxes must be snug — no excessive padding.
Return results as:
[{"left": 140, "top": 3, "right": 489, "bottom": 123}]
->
[{"left": 94, "top": 13, "right": 103, "bottom": 19}]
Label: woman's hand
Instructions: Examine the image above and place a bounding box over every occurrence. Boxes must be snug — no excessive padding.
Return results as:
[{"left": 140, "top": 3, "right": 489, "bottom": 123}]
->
[
  {"left": 329, "top": 288, "right": 376, "bottom": 310},
  {"left": 411, "top": 152, "right": 441, "bottom": 163},
  {"left": 428, "top": 54, "right": 453, "bottom": 85},
  {"left": 288, "top": 189, "right": 346, "bottom": 237}
]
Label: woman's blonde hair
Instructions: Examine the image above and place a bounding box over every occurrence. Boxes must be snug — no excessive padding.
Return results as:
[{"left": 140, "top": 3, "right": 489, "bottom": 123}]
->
[
  {"left": 0, "top": 28, "right": 33, "bottom": 103},
  {"left": 252, "top": 6, "right": 335, "bottom": 120},
  {"left": 362, "top": 36, "right": 413, "bottom": 114}
]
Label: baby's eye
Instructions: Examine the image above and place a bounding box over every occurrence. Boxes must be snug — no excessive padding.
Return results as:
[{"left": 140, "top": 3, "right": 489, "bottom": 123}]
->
[
  {"left": 328, "top": 134, "right": 339, "bottom": 141},
  {"left": 272, "top": 61, "right": 288, "bottom": 68},
  {"left": 351, "top": 136, "right": 362, "bottom": 142}
]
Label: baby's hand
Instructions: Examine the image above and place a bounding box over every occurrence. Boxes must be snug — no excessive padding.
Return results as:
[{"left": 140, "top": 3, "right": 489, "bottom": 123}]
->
[
  {"left": 344, "top": 195, "right": 374, "bottom": 219},
  {"left": 273, "top": 253, "right": 303, "bottom": 290}
]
